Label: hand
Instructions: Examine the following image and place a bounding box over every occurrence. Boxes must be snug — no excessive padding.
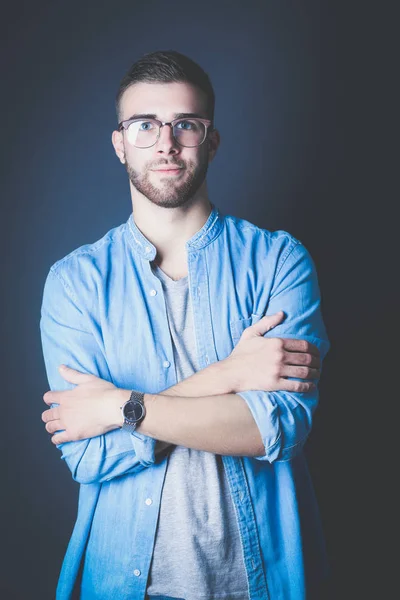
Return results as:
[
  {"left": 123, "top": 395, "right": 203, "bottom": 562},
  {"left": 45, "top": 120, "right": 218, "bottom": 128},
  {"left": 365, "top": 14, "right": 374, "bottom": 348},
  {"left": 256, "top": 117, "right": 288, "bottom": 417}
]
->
[
  {"left": 226, "top": 311, "right": 321, "bottom": 393},
  {"left": 42, "top": 365, "right": 129, "bottom": 444}
]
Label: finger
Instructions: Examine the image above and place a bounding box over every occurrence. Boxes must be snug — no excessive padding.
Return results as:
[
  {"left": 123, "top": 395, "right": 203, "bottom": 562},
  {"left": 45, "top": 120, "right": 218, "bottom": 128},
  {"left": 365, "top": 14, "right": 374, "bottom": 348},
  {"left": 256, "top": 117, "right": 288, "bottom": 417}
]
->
[
  {"left": 251, "top": 311, "right": 285, "bottom": 336},
  {"left": 58, "top": 364, "right": 96, "bottom": 384},
  {"left": 282, "top": 351, "right": 321, "bottom": 369},
  {"left": 43, "top": 391, "right": 60, "bottom": 406},
  {"left": 281, "top": 339, "right": 320, "bottom": 358},
  {"left": 45, "top": 420, "right": 63, "bottom": 434},
  {"left": 280, "top": 365, "right": 320, "bottom": 380},
  {"left": 275, "top": 378, "right": 316, "bottom": 393},
  {"left": 41, "top": 407, "right": 60, "bottom": 423},
  {"left": 51, "top": 432, "right": 69, "bottom": 445}
]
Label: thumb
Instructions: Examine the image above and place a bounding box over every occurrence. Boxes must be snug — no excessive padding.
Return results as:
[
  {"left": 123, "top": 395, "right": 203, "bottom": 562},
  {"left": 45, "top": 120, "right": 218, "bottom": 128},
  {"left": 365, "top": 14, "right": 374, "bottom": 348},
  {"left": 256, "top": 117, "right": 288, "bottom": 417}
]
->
[
  {"left": 251, "top": 311, "right": 285, "bottom": 336},
  {"left": 58, "top": 364, "right": 95, "bottom": 384}
]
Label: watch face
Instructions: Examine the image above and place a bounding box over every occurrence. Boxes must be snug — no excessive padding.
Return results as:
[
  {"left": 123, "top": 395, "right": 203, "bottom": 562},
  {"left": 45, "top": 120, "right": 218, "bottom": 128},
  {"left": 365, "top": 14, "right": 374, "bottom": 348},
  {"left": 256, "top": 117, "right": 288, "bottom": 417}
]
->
[{"left": 123, "top": 400, "right": 145, "bottom": 423}]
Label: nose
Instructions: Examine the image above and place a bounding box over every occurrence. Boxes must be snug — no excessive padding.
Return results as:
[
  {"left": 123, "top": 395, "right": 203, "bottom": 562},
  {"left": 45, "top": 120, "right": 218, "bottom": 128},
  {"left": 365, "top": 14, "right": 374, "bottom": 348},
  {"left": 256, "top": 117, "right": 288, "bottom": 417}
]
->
[{"left": 155, "top": 123, "right": 180, "bottom": 154}]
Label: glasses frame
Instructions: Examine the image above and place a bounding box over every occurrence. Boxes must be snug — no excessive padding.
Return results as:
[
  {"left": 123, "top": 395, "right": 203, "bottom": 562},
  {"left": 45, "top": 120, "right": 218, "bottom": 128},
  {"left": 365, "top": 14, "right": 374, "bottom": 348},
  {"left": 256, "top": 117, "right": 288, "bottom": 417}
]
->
[{"left": 117, "top": 117, "right": 213, "bottom": 148}]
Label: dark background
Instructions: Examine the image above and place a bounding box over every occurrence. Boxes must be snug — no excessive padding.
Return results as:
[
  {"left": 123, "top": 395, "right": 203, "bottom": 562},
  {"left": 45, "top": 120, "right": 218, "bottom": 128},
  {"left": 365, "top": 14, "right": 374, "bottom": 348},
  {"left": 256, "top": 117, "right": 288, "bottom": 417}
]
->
[{"left": 1, "top": 1, "right": 395, "bottom": 599}]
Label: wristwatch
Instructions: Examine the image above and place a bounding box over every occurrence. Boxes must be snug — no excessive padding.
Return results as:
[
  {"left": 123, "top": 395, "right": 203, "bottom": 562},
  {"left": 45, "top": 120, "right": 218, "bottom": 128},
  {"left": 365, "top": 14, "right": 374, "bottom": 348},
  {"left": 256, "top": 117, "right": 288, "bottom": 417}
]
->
[{"left": 120, "top": 390, "right": 146, "bottom": 434}]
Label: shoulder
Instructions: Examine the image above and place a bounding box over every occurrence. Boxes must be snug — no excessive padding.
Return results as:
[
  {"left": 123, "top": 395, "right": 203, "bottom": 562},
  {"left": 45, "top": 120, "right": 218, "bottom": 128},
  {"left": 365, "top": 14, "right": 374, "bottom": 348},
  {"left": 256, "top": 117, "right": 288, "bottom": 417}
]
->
[
  {"left": 45, "top": 221, "right": 127, "bottom": 297},
  {"left": 222, "top": 213, "right": 308, "bottom": 271}
]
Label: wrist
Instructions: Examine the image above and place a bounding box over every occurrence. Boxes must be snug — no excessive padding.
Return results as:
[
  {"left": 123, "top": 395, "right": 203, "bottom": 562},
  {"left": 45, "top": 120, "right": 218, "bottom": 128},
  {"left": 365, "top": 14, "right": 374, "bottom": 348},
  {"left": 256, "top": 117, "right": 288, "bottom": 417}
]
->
[
  {"left": 215, "top": 357, "right": 241, "bottom": 394},
  {"left": 135, "top": 393, "right": 157, "bottom": 435},
  {"left": 220, "top": 355, "right": 243, "bottom": 394}
]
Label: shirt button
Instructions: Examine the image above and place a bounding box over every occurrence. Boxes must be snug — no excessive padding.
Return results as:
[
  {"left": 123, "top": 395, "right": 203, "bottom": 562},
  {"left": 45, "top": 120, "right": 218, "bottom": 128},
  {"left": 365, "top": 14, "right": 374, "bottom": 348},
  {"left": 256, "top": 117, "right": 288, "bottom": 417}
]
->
[
  {"left": 145, "top": 245, "right": 152, "bottom": 253},
  {"left": 163, "top": 361, "right": 170, "bottom": 368},
  {"left": 133, "top": 569, "right": 141, "bottom": 576},
  {"left": 150, "top": 289, "right": 157, "bottom": 296},
  {"left": 145, "top": 498, "right": 153, "bottom": 505}
]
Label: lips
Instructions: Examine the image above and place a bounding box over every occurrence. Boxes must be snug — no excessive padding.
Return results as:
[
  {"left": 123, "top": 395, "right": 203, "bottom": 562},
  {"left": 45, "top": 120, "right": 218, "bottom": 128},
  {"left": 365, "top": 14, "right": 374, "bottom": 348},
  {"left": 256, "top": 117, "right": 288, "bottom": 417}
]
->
[{"left": 152, "top": 167, "right": 182, "bottom": 171}]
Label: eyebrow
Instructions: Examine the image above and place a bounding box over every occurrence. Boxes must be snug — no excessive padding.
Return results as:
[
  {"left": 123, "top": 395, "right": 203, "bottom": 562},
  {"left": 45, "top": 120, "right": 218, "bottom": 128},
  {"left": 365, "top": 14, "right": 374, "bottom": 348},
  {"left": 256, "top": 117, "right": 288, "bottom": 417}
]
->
[{"left": 125, "top": 112, "right": 207, "bottom": 121}]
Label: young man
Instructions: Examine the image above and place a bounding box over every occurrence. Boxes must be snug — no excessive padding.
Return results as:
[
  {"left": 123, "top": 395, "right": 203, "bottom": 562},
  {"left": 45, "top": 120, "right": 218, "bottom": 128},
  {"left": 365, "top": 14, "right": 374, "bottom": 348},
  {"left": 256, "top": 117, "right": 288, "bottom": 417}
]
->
[{"left": 40, "top": 50, "right": 330, "bottom": 600}]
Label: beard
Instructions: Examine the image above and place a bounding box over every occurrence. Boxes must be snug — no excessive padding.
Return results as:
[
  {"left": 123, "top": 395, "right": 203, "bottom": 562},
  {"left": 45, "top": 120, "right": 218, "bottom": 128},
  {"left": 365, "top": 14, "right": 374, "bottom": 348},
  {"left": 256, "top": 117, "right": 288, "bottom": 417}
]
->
[{"left": 124, "top": 154, "right": 209, "bottom": 209}]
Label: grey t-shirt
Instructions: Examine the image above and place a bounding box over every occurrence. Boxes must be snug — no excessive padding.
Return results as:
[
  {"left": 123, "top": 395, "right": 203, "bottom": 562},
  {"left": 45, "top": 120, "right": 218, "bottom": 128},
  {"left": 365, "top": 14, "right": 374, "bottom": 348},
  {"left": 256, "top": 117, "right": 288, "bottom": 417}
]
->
[{"left": 145, "top": 264, "right": 249, "bottom": 600}]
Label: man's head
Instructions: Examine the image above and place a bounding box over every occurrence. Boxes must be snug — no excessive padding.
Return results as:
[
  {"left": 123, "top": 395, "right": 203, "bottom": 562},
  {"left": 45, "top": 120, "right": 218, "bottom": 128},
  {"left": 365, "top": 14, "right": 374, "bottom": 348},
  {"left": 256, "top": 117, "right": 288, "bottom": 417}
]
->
[{"left": 112, "top": 50, "right": 220, "bottom": 209}]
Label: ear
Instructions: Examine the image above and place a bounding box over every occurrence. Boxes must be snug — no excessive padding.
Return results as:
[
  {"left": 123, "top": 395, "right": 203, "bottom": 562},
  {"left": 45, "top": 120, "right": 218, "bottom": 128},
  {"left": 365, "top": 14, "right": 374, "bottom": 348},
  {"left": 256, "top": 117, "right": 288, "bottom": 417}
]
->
[
  {"left": 111, "top": 130, "right": 126, "bottom": 164},
  {"left": 207, "top": 128, "right": 221, "bottom": 163}
]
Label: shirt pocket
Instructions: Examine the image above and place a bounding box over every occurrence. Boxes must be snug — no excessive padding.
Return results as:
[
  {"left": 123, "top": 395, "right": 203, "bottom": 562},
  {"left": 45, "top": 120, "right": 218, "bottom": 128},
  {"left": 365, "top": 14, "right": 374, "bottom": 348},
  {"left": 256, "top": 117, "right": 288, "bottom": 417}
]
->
[{"left": 229, "top": 313, "right": 263, "bottom": 346}]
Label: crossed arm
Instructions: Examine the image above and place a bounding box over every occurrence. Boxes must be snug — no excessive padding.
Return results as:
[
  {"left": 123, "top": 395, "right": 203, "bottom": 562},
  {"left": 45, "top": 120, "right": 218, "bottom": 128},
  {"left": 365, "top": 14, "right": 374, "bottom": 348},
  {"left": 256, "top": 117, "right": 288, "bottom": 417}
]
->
[
  {"left": 40, "top": 243, "right": 329, "bottom": 483},
  {"left": 42, "top": 313, "right": 320, "bottom": 457}
]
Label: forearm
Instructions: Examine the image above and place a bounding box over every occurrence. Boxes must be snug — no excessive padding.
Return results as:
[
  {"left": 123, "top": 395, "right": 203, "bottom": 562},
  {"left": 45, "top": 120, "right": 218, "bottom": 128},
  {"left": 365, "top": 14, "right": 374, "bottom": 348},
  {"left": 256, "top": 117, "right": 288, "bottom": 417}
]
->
[
  {"left": 152, "top": 358, "right": 237, "bottom": 455},
  {"left": 159, "top": 358, "right": 235, "bottom": 398},
  {"left": 136, "top": 391, "right": 265, "bottom": 457}
]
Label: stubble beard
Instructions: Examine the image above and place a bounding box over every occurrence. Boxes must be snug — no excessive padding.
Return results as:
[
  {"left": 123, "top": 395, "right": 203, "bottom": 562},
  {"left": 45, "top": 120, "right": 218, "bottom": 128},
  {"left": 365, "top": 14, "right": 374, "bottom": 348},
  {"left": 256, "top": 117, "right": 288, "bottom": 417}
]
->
[{"left": 124, "top": 156, "right": 209, "bottom": 209}]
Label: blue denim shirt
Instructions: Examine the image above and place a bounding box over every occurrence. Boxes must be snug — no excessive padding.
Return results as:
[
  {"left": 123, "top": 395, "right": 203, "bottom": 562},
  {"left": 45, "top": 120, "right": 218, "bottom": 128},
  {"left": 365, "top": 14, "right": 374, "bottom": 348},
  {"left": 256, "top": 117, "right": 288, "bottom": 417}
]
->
[{"left": 40, "top": 205, "right": 330, "bottom": 600}]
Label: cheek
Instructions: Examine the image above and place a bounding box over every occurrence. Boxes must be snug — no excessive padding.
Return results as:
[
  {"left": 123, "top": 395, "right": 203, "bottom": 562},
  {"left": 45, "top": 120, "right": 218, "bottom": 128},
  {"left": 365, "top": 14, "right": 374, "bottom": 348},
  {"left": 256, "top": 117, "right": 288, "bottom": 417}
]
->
[
  {"left": 125, "top": 151, "right": 149, "bottom": 172},
  {"left": 185, "top": 148, "right": 207, "bottom": 168},
  {"left": 196, "top": 148, "right": 210, "bottom": 169}
]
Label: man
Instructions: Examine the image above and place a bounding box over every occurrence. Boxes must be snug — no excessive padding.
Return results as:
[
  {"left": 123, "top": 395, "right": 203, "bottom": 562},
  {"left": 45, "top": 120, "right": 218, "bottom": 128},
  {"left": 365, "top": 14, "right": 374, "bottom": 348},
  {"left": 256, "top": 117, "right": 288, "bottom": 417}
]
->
[{"left": 40, "top": 50, "right": 330, "bottom": 600}]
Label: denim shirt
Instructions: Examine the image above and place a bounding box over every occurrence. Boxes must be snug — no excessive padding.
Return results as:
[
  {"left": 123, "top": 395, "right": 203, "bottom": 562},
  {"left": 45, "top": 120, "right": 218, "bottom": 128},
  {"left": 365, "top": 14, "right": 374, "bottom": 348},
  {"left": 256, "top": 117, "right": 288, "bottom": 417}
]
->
[{"left": 40, "top": 205, "right": 330, "bottom": 600}]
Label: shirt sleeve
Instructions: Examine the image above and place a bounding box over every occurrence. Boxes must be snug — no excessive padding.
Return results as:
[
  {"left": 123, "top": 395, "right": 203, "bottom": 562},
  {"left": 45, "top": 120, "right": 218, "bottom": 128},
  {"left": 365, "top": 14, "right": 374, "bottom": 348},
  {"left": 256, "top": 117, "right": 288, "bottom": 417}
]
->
[
  {"left": 237, "top": 241, "right": 331, "bottom": 462},
  {"left": 39, "top": 266, "right": 157, "bottom": 484}
]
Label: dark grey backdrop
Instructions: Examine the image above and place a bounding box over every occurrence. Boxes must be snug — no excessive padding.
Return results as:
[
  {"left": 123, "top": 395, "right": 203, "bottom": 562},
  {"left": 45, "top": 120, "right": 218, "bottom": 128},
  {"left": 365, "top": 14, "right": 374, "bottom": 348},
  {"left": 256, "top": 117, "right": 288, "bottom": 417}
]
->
[{"left": 1, "top": 1, "right": 394, "bottom": 599}]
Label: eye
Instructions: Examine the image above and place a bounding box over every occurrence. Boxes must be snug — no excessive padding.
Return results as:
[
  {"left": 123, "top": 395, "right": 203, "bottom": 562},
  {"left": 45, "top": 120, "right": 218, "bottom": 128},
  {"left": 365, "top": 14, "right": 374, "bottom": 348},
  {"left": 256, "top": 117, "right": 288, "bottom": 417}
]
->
[
  {"left": 176, "top": 120, "right": 194, "bottom": 130},
  {"left": 138, "top": 120, "right": 155, "bottom": 131}
]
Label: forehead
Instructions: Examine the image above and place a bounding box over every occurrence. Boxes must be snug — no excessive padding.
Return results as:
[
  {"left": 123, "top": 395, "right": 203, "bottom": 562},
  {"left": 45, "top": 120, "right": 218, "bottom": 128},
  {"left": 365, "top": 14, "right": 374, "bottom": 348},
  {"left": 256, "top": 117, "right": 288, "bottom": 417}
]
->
[{"left": 119, "top": 81, "right": 208, "bottom": 121}]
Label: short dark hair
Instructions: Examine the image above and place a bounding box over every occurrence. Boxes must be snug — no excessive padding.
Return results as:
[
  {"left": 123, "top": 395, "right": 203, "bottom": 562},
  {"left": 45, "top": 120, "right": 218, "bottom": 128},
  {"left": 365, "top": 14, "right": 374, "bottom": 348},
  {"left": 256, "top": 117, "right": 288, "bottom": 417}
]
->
[{"left": 115, "top": 50, "right": 215, "bottom": 126}]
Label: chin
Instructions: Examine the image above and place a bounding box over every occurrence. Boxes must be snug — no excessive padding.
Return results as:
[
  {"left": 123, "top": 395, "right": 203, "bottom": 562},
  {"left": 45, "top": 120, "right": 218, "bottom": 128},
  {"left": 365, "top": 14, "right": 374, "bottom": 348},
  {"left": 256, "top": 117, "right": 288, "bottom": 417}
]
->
[{"left": 147, "top": 196, "right": 192, "bottom": 209}]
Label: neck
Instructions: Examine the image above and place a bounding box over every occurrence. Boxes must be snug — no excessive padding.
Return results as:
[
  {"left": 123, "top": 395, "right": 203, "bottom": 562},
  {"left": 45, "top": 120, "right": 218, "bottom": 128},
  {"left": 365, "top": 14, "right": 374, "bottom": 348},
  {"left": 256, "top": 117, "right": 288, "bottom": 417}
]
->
[{"left": 129, "top": 182, "right": 212, "bottom": 267}]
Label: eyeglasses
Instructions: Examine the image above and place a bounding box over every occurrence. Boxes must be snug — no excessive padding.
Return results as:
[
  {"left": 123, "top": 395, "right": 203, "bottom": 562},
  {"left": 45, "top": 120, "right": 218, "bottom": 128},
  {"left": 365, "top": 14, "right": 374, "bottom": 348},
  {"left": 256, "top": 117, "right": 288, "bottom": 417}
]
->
[{"left": 117, "top": 117, "right": 213, "bottom": 148}]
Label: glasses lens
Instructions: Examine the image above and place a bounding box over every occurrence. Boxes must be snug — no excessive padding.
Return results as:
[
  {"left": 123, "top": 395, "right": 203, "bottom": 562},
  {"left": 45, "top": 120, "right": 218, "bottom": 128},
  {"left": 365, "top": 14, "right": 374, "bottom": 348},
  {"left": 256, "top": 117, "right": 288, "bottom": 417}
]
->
[
  {"left": 173, "top": 119, "right": 205, "bottom": 147},
  {"left": 126, "top": 120, "right": 159, "bottom": 148},
  {"left": 125, "top": 118, "right": 206, "bottom": 148}
]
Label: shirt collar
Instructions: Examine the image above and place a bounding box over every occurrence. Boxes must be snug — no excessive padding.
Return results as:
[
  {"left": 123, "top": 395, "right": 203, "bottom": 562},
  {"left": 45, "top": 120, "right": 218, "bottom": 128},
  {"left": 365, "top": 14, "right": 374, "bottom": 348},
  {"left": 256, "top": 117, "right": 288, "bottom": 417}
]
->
[{"left": 125, "top": 203, "right": 224, "bottom": 260}]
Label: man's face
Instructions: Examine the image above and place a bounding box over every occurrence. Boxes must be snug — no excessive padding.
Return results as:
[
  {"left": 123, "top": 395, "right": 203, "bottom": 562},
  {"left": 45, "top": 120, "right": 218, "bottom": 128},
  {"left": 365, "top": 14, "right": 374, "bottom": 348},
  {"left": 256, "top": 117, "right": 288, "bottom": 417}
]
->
[{"left": 112, "top": 81, "right": 219, "bottom": 209}]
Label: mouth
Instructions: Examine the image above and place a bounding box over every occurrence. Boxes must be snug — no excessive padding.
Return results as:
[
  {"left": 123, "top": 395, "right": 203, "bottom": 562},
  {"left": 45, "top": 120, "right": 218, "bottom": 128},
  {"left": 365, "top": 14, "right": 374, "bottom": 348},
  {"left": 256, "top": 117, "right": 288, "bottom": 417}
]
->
[{"left": 151, "top": 168, "right": 184, "bottom": 176}]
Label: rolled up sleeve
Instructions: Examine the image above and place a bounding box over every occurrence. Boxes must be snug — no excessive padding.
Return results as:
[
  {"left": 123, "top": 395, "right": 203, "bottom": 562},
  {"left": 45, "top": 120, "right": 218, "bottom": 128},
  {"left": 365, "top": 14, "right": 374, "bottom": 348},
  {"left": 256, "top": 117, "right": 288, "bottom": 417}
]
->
[
  {"left": 40, "top": 266, "right": 157, "bottom": 483},
  {"left": 237, "top": 241, "right": 330, "bottom": 462}
]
